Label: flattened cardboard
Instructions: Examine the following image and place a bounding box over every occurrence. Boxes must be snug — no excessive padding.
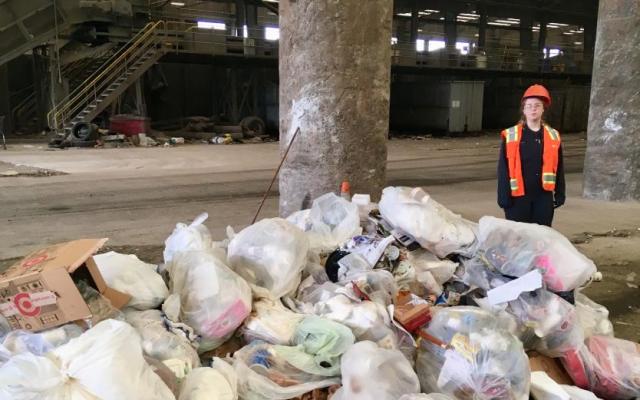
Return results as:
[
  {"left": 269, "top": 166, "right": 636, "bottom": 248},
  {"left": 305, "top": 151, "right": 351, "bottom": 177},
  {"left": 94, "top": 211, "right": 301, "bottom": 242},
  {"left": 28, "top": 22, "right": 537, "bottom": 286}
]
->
[
  {"left": 528, "top": 351, "right": 574, "bottom": 385},
  {"left": 0, "top": 238, "right": 131, "bottom": 332}
]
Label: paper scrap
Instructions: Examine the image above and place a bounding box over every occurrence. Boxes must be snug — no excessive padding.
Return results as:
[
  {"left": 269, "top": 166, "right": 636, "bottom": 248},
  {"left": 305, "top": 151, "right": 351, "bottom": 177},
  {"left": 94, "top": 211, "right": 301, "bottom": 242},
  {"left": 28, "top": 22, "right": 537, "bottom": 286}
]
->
[
  {"left": 530, "top": 371, "right": 571, "bottom": 400},
  {"left": 487, "top": 270, "right": 542, "bottom": 305}
]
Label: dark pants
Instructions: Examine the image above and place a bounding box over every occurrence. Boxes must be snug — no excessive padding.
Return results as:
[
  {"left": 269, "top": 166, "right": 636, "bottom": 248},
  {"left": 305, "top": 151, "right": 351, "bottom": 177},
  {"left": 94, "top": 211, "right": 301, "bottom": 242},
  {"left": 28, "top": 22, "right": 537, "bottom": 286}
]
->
[{"left": 504, "top": 192, "right": 555, "bottom": 226}]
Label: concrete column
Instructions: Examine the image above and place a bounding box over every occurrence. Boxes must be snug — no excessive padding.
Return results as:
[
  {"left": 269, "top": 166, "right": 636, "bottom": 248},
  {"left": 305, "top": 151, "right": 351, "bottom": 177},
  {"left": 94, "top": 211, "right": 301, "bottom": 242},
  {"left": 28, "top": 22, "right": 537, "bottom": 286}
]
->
[
  {"left": 538, "top": 19, "right": 547, "bottom": 52},
  {"left": 278, "top": 0, "right": 392, "bottom": 216},
  {"left": 410, "top": 0, "right": 419, "bottom": 43},
  {"left": 444, "top": 10, "right": 458, "bottom": 50},
  {"left": 583, "top": 19, "right": 596, "bottom": 65},
  {"left": 234, "top": 0, "right": 246, "bottom": 37},
  {"left": 583, "top": 0, "right": 640, "bottom": 200},
  {"left": 520, "top": 16, "right": 533, "bottom": 51},
  {"left": 519, "top": 16, "right": 533, "bottom": 70},
  {"left": 0, "top": 64, "right": 12, "bottom": 134},
  {"left": 478, "top": 6, "right": 487, "bottom": 49}
]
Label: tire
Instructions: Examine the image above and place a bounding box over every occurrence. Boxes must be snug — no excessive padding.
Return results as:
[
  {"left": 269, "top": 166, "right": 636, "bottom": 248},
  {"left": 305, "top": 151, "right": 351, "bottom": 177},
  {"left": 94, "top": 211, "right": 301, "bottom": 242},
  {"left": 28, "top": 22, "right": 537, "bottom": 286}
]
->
[
  {"left": 71, "top": 122, "right": 98, "bottom": 142},
  {"left": 239, "top": 116, "right": 265, "bottom": 138}
]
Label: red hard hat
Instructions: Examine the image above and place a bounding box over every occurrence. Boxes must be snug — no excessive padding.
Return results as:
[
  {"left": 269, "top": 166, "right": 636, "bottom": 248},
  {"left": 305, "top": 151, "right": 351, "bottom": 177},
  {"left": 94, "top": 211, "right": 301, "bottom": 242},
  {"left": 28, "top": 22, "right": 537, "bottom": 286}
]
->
[{"left": 522, "top": 84, "right": 551, "bottom": 106}]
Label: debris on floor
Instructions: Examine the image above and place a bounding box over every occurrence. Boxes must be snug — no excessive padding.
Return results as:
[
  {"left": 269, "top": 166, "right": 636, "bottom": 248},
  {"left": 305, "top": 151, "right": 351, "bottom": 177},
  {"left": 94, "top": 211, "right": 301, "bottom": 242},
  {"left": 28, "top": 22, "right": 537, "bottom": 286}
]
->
[{"left": 1, "top": 186, "right": 638, "bottom": 400}]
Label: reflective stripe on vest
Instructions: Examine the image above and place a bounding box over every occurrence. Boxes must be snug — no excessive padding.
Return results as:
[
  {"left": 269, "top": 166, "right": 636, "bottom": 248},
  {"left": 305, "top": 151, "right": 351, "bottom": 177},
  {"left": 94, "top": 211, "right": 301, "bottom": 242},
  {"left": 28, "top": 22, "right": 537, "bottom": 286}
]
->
[
  {"left": 510, "top": 178, "right": 519, "bottom": 191},
  {"left": 502, "top": 124, "right": 561, "bottom": 197},
  {"left": 542, "top": 172, "right": 556, "bottom": 184}
]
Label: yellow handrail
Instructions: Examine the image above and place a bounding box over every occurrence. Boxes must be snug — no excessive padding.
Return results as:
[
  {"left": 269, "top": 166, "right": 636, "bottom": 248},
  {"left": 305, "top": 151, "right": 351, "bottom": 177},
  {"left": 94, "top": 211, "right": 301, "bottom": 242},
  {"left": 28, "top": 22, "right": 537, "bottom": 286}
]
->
[
  {"left": 48, "top": 22, "right": 157, "bottom": 128},
  {"left": 49, "top": 21, "right": 167, "bottom": 129}
]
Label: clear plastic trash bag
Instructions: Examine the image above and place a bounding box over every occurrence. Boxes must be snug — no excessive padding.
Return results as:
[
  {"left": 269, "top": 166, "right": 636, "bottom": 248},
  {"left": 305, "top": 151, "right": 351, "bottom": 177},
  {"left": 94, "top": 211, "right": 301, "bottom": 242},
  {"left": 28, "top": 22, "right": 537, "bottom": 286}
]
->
[
  {"left": 379, "top": 187, "right": 478, "bottom": 258},
  {"left": 228, "top": 218, "right": 309, "bottom": 298},
  {"left": 232, "top": 341, "right": 340, "bottom": 400},
  {"left": 561, "top": 335, "right": 640, "bottom": 400},
  {"left": 416, "top": 307, "right": 530, "bottom": 400},
  {"left": 287, "top": 193, "right": 361, "bottom": 252},
  {"left": 332, "top": 340, "right": 420, "bottom": 400},
  {"left": 476, "top": 216, "right": 597, "bottom": 292},
  {"left": 164, "top": 251, "right": 252, "bottom": 353},
  {"left": 0, "top": 319, "right": 175, "bottom": 400}
]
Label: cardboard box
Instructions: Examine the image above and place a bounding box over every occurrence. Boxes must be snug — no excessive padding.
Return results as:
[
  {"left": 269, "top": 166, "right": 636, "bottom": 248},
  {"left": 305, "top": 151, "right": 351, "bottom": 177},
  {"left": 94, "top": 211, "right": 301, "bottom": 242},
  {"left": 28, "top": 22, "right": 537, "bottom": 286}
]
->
[
  {"left": 394, "top": 290, "right": 432, "bottom": 333},
  {"left": 0, "top": 239, "right": 131, "bottom": 332},
  {"left": 528, "top": 351, "right": 574, "bottom": 385}
]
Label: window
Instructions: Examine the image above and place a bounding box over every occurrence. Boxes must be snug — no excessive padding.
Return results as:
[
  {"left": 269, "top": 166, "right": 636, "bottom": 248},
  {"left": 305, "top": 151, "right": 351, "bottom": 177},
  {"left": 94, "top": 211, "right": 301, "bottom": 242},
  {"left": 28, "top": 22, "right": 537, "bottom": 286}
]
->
[
  {"left": 265, "top": 27, "right": 280, "bottom": 41},
  {"left": 544, "top": 48, "right": 561, "bottom": 58},
  {"left": 428, "top": 40, "right": 445, "bottom": 52},
  {"left": 243, "top": 25, "right": 248, "bottom": 38},
  {"left": 391, "top": 37, "right": 398, "bottom": 45},
  {"left": 416, "top": 39, "right": 426, "bottom": 52},
  {"left": 456, "top": 41, "right": 470, "bottom": 55},
  {"left": 197, "top": 21, "right": 226, "bottom": 30}
]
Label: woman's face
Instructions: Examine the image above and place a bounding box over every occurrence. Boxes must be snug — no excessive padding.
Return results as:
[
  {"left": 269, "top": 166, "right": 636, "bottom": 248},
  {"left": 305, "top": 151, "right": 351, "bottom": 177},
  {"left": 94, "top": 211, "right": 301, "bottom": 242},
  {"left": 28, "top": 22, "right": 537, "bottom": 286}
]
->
[{"left": 523, "top": 98, "right": 545, "bottom": 121}]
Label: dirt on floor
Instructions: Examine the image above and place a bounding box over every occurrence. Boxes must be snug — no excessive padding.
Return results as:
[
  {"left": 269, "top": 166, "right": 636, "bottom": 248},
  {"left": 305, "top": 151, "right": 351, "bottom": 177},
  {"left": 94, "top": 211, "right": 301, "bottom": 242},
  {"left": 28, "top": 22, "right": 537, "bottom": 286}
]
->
[
  {"left": 574, "top": 229, "right": 640, "bottom": 342},
  {"left": 0, "top": 160, "right": 65, "bottom": 177}
]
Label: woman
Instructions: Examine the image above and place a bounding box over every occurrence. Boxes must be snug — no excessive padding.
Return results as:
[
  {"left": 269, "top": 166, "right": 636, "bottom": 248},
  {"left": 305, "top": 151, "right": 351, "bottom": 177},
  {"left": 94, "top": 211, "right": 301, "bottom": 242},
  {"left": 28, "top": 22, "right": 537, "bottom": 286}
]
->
[{"left": 497, "top": 84, "right": 565, "bottom": 227}]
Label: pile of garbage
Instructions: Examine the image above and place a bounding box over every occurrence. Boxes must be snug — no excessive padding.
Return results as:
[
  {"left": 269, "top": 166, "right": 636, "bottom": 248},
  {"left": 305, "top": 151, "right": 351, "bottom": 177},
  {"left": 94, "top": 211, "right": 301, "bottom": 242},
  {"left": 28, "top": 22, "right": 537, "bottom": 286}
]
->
[{"left": 1, "top": 186, "right": 639, "bottom": 400}]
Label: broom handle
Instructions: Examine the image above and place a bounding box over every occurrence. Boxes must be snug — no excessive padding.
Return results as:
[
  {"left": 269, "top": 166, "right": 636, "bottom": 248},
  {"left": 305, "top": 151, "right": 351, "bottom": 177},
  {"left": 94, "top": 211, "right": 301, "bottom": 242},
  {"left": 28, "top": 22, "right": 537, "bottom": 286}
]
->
[{"left": 251, "top": 127, "right": 301, "bottom": 224}]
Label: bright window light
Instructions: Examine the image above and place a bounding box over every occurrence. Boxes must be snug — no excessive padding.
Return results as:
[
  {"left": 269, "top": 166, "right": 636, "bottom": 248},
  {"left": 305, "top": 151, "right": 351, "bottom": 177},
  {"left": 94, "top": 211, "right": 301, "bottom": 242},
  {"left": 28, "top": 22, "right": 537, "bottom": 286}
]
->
[
  {"left": 197, "top": 21, "right": 226, "bottom": 30},
  {"left": 170, "top": 1, "right": 185, "bottom": 6},
  {"left": 243, "top": 24, "right": 248, "bottom": 38},
  {"left": 544, "top": 48, "right": 561, "bottom": 58},
  {"left": 428, "top": 39, "right": 445, "bottom": 52},
  {"left": 456, "top": 41, "right": 470, "bottom": 55},
  {"left": 416, "top": 39, "right": 426, "bottom": 52},
  {"left": 265, "top": 26, "right": 280, "bottom": 41},
  {"left": 391, "top": 37, "right": 398, "bottom": 45}
]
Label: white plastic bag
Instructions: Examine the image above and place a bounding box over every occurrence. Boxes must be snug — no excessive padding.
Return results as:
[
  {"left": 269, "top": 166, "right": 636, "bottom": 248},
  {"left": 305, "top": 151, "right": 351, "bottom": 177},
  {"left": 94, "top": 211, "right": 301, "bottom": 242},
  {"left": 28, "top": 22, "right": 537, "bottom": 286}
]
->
[
  {"left": 288, "top": 193, "right": 361, "bottom": 252},
  {"left": 292, "top": 281, "right": 399, "bottom": 347},
  {"left": 477, "top": 216, "right": 597, "bottom": 292},
  {"left": 125, "top": 309, "right": 200, "bottom": 370},
  {"left": 164, "top": 213, "right": 214, "bottom": 263},
  {"left": 379, "top": 187, "right": 477, "bottom": 257},
  {"left": 165, "top": 251, "right": 252, "bottom": 352},
  {"left": 227, "top": 218, "right": 309, "bottom": 298},
  {"left": 179, "top": 359, "right": 237, "bottom": 400},
  {"left": 332, "top": 341, "right": 420, "bottom": 400},
  {"left": 94, "top": 251, "right": 169, "bottom": 310},
  {"left": 406, "top": 249, "right": 458, "bottom": 296},
  {"left": 1, "top": 324, "right": 83, "bottom": 359},
  {"left": 0, "top": 319, "right": 175, "bottom": 400},
  {"left": 242, "top": 297, "right": 305, "bottom": 345}
]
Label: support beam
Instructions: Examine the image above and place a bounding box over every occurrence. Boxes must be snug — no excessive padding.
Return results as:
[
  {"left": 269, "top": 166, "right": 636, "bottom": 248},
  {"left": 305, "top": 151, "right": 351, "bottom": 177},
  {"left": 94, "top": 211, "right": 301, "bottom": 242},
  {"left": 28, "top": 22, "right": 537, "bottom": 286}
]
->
[
  {"left": 583, "top": 19, "right": 596, "bottom": 58},
  {"left": 444, "top": 10, "right": 458, "bottom": 50},
  {"left": 538, "top": 18, "right": 547, "bottom": 52},
  {"left": 478, "top": 4, "right": 487, "bottom": 49},
  {"left": 583, "top": 0, "right": 640, "bottom": 201},
  {"left": 235, "top": 0, "right": 246, "bottom": 37},
  {"left": 410, "top": 0, "right": 419, "bottom": 43},
  {"left": 0, "top": 64, "right": 12, "bottom": 134},
  {"left": 519, "top": 15, "right": 533, "bottom": 51},
  {"left": 279, "top": 0, "right": 392, "bottom": 216}
]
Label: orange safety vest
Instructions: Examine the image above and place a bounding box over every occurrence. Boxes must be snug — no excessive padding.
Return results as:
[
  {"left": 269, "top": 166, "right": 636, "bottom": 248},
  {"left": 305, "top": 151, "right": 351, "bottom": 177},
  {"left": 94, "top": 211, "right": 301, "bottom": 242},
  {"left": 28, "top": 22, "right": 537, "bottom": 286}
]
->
[{"left": 501, "top": 123, "right": 561, "bottom": 197}]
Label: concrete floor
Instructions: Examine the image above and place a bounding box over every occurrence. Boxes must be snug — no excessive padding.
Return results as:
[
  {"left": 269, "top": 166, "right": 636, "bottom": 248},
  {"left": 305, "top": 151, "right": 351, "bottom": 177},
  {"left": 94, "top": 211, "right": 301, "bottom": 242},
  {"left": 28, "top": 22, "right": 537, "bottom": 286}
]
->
[{"left": 1, "top": 133, "right": 639, "bottom": 340}]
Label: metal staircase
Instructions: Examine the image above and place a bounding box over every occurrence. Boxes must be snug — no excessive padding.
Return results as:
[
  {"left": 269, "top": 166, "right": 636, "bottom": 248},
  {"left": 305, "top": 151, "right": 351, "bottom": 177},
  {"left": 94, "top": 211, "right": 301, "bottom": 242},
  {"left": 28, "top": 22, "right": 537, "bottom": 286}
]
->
[{"left": 48, "top": 21, "right": 168, "bottom": 132}]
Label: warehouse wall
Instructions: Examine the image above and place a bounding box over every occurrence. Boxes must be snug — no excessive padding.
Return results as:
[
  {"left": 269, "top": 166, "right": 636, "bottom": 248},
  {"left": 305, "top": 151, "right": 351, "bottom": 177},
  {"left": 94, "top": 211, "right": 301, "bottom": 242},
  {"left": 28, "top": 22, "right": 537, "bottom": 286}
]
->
[
  {"left": 144, "top": 61, "right": 279, "bottom": 132},
  {"left": 390, "top": 74, "right": 590, "bottom": 133}
]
